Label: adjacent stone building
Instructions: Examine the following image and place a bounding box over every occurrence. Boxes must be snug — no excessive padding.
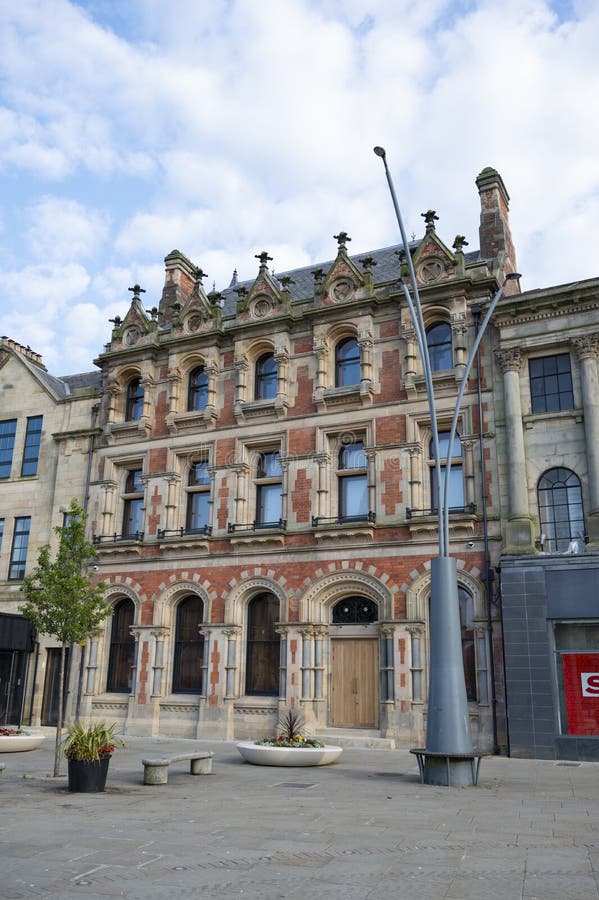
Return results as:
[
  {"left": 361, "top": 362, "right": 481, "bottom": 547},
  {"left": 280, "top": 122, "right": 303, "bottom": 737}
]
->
[{"left": 0, "top": 337, "right": 100, "bottom": 726}]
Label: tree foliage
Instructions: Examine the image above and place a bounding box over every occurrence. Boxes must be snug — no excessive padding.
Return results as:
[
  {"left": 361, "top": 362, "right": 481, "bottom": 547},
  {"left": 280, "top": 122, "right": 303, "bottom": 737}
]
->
[{"left": 20, "top": 499, "right": 111, "bottom": 775}]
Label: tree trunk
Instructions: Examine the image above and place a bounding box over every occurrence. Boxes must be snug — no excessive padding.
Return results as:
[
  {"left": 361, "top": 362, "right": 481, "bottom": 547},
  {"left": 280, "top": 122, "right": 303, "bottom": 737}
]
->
[{"left": 53, "top": 642, "right": 67, "bottom": 777}]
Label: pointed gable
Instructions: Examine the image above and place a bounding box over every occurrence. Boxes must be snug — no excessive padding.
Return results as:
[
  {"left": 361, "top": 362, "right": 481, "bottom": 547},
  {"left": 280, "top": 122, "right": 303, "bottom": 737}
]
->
[
  {"left": 411, "top": 210, "right": 459, "bottom": 286},
  {"left": 234, "top": 251, "right": 290, "bottom": 324},
  {"left": 320, "top": 232, "right": 366, "bottom": 306},
  {"left": 107, "top": 284, "right": 156, "bottom": 351}
]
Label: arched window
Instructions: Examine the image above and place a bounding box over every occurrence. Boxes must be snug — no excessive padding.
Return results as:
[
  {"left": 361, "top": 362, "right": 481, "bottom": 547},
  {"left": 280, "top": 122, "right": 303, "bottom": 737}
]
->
[
  {"left": 338, "top": 441, "right": 368, "bottom": 520},
  {"left": 125, "top": 378, "right": 144, "bottom": 421},
  {"left": 106, "top": 599, "right": 135, "bottom": 693},
  {"left": 172, "top": 596, "right": 204, "bottom": 693},
  {"left": 429, "top": 431, "right": 464, "bottom": 511},
  {"left": 335, "top": 337, "right": 360, "bottom": 387},
  {"left": 188, "top": 367, "right": 208, "bottom": 411},
  {"left": 332, "top": 596, "right": 378, "bottom": 624},
  {"left": 459, "top": 587, "right": 477, "bottom": 701},
  {"left": 255, "top": 353, "right": 277, "bottom": 400},
  {"left": 426, "top": 323, "right": 452, "bottom": 371},
  {"left": 538, "top": 467, "right": 585, "bottom": 552},
  {"left": 246, "top": 594, "right": 280, "bottom": 695}
]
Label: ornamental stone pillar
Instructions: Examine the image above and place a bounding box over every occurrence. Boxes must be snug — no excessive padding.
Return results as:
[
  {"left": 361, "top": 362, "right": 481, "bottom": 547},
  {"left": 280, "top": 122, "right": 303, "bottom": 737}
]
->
[
  {"left": 495, "top": 348, "right": 535, "bottom": 553},
  {"left": 572, "top": 336, "right": 599, "bottom": 547}
]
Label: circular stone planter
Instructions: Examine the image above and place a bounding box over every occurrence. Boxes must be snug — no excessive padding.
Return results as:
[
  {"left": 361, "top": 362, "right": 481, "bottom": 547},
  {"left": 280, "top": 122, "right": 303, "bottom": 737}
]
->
[
  {"left": 236, "top": 741, "right": 343, "bottom": 767},
  {"left": 0, "top": 733, "right": 46, "bottom": 753}
]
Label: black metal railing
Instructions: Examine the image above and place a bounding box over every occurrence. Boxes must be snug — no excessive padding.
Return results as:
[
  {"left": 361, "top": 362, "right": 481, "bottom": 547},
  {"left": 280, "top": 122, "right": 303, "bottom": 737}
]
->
[
  {"left": 227, "top": 519, "right": 286, "bottom": 533},
  {"left": 311, "top": 511, "right": 376, "bottom": 527},
  {"left": 92, "top": 531, "right": 144, "bottom": 544},
  {"left": 157, "top": 525, "right": 212, "bottom": 539},
  {"left": 406, "top": 503, "right": 476, "bottom": 520}
]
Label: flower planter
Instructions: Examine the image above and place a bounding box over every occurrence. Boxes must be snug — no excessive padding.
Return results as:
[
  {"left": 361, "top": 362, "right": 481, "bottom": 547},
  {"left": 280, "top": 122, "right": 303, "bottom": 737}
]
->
[
  {"left": 67, "top": 756, "right": 110, "bottom": 792},
  {"left": 0, "top": 733, "right": 46, "bottom": 753},
  {"left": 236, "top": 741, "right": 343, "bottom": 767}
]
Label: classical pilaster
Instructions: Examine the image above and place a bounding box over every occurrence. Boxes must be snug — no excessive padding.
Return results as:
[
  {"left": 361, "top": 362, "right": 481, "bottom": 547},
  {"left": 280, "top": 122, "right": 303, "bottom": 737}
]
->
[
  {"left": 572, "top": 335, "right": 599, "bottom": 546},
  {"left": 495, "top": 348, "right": 535, "bottom": 552}
]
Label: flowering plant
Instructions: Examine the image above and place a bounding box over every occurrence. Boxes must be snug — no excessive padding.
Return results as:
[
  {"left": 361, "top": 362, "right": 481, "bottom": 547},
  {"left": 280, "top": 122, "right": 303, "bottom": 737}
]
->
[
  {"left": 63, "top": 721, "right": 124, "bottom": 762},
  {"left": 254, "top": 708, "right": 324, "bottom": 749},
  {"left": 0, "top": 727, "right": 28, "bottom": 736}
]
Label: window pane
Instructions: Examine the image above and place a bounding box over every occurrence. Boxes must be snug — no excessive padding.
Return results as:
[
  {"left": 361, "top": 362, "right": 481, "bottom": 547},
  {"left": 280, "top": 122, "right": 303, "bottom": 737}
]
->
[
  {"left": 339, "top": 441, "right": 366, "bottom": 469},
  {"left": 9, "top": 517, "right": 31, "bottom": 580},
  {"left": 257, "top": 483, "right": 282, "bottom": 523},
  {"left": 538, "top": 467, "right": 584, "bottom": 551},
  {"left": 186, "top": 491, "right": 210, "bottom": 530},
  {"left": 123, "top": 498, "right": 143, "bottom": 535},
  {"left": 426, "top": 323, "right": 452, "bottom": 371},
  {"left": 335, "top": 338, "right": 360, "bottom": 387},
  {"left": 246, "top": 595, "right": 280, "bottom": 695},
  {"left": 256, "top": 354, "right": 277, "bottom": 400},
  {"left": 188, "top": 367, "right": 208, "bottom": 411},
  {"left": 21, "top": 416, "right": 43, "bottom": 477},
  {"left": 0, "top": 419, "right": 17, "bottom": 479},
  {"left": 529, "top": 354, "right": 573, "bottom": 414},
  {"left": 258, "top": 452, "right": 282, "bottom": 478},
  {"left": 107, "top": 600, "right": 135, "bottom": 692},
  {"left": 340, "top": 473, "right": 368, "bottom": 517},
  {"left": 126, "top": 379, "right": 144, "bottom": 421},
  {"left": 173, "top": 596, "right": 204, "bottom": 693}
]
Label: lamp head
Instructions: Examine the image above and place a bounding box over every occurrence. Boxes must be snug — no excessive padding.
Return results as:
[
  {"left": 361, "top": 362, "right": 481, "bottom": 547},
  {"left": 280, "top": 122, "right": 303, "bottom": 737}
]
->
[
  {"left": 373, "top": 146, "right": 386, "bottom": 159},
  {"left": 505, "top": 271, "right": 522, "bottom": 281}
]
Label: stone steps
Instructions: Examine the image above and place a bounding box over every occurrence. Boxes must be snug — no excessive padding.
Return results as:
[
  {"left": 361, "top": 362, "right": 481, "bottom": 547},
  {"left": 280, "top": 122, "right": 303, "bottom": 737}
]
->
[{"left": 316, "top": 728, "right": 396, "bottom": 749}]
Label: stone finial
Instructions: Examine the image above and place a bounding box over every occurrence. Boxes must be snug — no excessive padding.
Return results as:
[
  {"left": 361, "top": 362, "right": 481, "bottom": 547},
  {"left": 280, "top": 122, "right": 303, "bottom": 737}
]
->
[
  {"left": 229, "top": 269, "right": 239, "bottom": 288},
  {"left": 128, "top": 284, "right": 146, "bottom": 299},
  {"left": 109, "top": 316, "right": 122, "bottom": 327},
  {"left": 421, "top": 210, "right": 439, "bottom": 232},
  {"left": 453, "top": 235, "right": 469, "bottom": 252},
  {"left": 255, "top": 251, "right": 273, "bottom": 270},
  {"left": 280, "top": 275, "right": 295, "bottom": 288},
  {"left": 359, "top": 256, "right": 377, "bottom": 272},
  {"left": 312, "top": 267, "right": 325, "bottom": 285},
  {"left": 195, "top": 267, "right": 208, "bottom": 285},
  {"left": 146, "top": 306, "right": 160, "bottom": 321},
  {"left": 333, "top": 231, "right": 351, "bottom": 250}
]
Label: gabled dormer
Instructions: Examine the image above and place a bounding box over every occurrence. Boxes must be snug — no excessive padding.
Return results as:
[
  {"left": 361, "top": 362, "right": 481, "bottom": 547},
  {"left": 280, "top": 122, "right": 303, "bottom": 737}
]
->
[
  {"left": 106, "top": 284, "right": 157, "bottom": 353},
  {"left": 176, "top": 267, "right": 222, "bottom": 336},
  {"left": 411, "top": 211, "right": 459, "bottom": 287},
  {"left": 319, "top": 232, "right": 367, "bottom": 306},
  {"left": 234, "top": 251, "right": 290, "bottom": 323}
]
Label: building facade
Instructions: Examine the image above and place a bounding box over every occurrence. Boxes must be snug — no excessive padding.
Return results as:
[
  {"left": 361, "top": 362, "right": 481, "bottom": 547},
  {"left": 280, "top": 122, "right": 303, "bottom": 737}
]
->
[
  {"left": 0, "top": 337, "right": 100, "bottom": 726},
  {"left": 76, "top": 168, "right": 517, "bottom": 748}
]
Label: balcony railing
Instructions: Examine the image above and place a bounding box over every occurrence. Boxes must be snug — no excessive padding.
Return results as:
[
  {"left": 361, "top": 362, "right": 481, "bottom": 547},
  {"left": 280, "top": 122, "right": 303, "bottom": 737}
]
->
[
  {"left": 227, "top": 519, "right": 286, "bottom": 533},
  {"left": 406, "top": 503, "right": 476, "bottom": 519},
  {"left": 312, "top": 511, "right": 376, "bottom": 526},
  {"left": 92, "top": 531, "right": 144, "bottom": 544},
  {"left": 157, "top": 525, "right": 212, "bottom": 539}
]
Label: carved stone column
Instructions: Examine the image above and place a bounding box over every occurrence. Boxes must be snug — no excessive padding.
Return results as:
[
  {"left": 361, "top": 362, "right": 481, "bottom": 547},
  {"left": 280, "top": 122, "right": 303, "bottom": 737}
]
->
[
  {"left": 358, "top": 329, "right": 373, "bottom": 386},
  {"left": 316, "top": 454, "right": 330, "bottom": 519},
  {"left": 402, "top": 325, "right": 417, "bottom": 385},
  {"left": 100, "top": 482, "right": 116, "bottom": 537},
  {"left": 462, "top": 440, "right": 475, "bottom": 507},
  {"left": 150, "top": 628, "right": 170, "bottom": 697},
  {"left": 452, "top": 318, "right": 468, "bottom": 377},
  {"left": 495, "top": 348, "right": 535, "bottom": 552},
  {"left": 233, "top": 464, "right": 249, "bottom": 526},
  {"left": 366, "top": 448, "right": 376, "bottom": 515},
  {"left": 572, "top": 336, "right": 599, "bottom": 546},
  {"left": 167, "top": 367, "right": 181, "bottom": 415},
  {"left": 234, "top": 354, "right": 248, "bottom": 420},
  {"left": 408, "top": 446, "right": 422, "bottom": 511},
  {"left": 407, "top": 625, "right": 425, "bottom": 703},
  {"left": 313, "top": 337, "right": 328, "bottom": 408},
  {"left": 164, "top": 474, "right": 180, "bottom": 532}
]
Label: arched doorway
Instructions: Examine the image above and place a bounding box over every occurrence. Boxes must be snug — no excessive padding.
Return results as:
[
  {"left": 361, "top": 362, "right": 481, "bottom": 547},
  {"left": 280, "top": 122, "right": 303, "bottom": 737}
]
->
[{"left": 330, "top": 597, "right": 379, "bottom": 728}]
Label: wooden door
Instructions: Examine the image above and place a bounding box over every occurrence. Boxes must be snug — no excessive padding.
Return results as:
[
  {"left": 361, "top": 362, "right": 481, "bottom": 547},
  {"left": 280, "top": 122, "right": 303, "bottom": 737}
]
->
[{"left": 331, "top": 638, "right": 379, "bottom": 728}]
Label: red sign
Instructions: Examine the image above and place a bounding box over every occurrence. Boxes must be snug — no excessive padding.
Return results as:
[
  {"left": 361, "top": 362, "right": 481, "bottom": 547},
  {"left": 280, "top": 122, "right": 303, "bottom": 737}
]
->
[{"left": 562, "top": 653, "right": 599, "bottom": 735}]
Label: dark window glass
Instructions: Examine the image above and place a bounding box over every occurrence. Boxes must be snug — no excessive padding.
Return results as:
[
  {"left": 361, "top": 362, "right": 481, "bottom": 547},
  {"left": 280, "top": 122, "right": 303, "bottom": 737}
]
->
[
  {"left": 255, "top": 353, "right": 277, "bottom": 400},
  {"left": 0, "top": 419, "right": 17, "bottom": 479},
  {"left": 106, "top": 599, "right": 135, "bottom": 692},
  {"left": 338, "top": 441, "right": 368, "bottom": 519},
  {"left": 529, "top": 354, "right": 573, "bottom": 414},
  {"left": 335, "top": 337, "right": 360, "bottom": 387},
  {"left": 426, "top": 323, "right": 452, "bottom": 371},
  {"left": 186, "top": 462, "right": 211, "bottom": 531},
  {"left": 21, "top": 415, "right": 43, "bottom": 477},
  {"left": 538, "top": 467, "right": 585, "bottom": 552},
  {"left": 459, "top": 588, "right": 477, "bottom": 701},
  {"left": 188, "top": 367, "right": 208, "bottom": 411},
  {"left": 8, "top": 516, "right": 31, "bottom": 581},
  {"left": 430, "top": 431, "right": 464, "bottom": 509},
  {"left": 122, "top": 469, "right": 144, "bottom": 537},
  {"left": 173, "top": 596, "right": 204, "bottom": 693},
  {"left": 0, "top": 518, "right": 4, "bottom": 552},
  {"left": 246, "top": 594, "right": 280, "bottom": 695},
  {"left": 332, "top": 596, "right": 378, "bottom": 623},
  {"left": 125, "top": 378, "right": 144, "bottom": 421},
  {"left": 256, "top": 452, "right": 282, "bottom": 524}
]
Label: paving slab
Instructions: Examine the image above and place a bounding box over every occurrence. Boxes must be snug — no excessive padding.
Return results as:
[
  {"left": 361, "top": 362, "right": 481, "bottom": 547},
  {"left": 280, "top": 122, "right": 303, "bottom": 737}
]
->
[{"left": 2, "top": 732, "right": 599, "bottom": 898}]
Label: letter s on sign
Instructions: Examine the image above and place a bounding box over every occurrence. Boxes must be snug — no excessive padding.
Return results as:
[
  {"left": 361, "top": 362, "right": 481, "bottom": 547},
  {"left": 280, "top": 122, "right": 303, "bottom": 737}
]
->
[{"left": 581, "top": 673, "right": 599, "bottom": 696}]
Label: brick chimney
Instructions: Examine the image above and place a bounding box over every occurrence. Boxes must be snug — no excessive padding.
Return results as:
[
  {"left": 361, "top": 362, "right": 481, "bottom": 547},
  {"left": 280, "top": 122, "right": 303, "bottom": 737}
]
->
[{"left": 476, "top": 167, "right": 520, "bottom": 294}]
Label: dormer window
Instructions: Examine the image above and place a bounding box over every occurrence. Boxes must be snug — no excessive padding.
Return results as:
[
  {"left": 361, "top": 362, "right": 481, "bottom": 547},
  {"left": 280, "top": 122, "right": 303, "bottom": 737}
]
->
[
  {"left": 426, "top": 323, "right": 452, "bottom": 371},
  {"left": 335, "top": 337, "right": 360, "bottom": 387},
  {"left": 255, "top": 353, "right": 277, "bottom": 400},
  {"left": 125, "top": 378, "right": 144, "bottom": 421},
  {"left": 188, "top": 366, "right": 208, "bottom": 412}
]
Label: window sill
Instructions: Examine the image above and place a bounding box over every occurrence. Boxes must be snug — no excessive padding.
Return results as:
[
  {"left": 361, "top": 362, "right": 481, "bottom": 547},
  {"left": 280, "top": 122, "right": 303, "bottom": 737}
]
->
[
  {"left": 406, "top": 508, "right": 476, "bottom": 538},
  {"left": 524, "top": 407, "right": 583, "bottom": 429},
  {"left": 105, "top": 419, "right": 152, "bottom": 442},
  {"left": 313, "top": 514, "right": 376, "bottom": 543},
  {"left": 314, "top": 382, "right": 373, "bottom": 411},
  {"left": 234, "top": 396, "right": 289, "bottom": 423},
  {"left": 166, "top": 407, "right": 217, "bottom": 434}
]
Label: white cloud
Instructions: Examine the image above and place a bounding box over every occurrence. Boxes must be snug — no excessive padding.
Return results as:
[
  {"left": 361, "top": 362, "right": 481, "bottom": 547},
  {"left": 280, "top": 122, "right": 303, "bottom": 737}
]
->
[{"left": 24, "top": 197, "right": 110, "bottom": 263}]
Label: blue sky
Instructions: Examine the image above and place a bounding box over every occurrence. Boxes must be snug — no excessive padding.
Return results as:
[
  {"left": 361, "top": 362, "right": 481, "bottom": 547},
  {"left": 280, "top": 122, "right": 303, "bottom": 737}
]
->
[{"left": 1, "top": 0, "right": 598, "bottom": 375}]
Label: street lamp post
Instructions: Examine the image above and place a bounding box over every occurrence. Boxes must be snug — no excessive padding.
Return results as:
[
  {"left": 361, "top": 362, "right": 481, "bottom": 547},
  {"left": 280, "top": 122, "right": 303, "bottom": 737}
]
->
[{"left": 374, "top": 146, "right": 520, "bottom": 785}]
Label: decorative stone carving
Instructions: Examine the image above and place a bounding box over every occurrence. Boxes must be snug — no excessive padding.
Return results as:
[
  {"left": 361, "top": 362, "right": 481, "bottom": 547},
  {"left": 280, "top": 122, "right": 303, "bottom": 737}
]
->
[{"left": 494, "top": 347, "right": 522, "bottom": 373}]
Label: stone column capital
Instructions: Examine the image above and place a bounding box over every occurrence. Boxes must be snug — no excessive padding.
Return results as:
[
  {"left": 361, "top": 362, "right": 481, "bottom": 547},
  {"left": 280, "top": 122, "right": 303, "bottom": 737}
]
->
[
  {"left": 495, "top": 347, "right": 522, "bottom": 373},
  {"left": 571, "top": 335, "right": 599, "bottom": 361}
]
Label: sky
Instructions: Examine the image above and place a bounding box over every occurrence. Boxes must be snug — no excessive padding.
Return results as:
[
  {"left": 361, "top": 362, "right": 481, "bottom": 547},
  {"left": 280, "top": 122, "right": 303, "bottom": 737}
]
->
[{"left": 1, "top": 0, "right": 598, "bottom": 376}]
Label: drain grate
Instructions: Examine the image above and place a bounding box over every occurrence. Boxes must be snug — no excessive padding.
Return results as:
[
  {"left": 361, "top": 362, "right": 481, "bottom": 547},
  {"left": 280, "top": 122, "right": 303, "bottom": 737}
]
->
[{"left": 555, "top": 762, "right": 581, "bottom": 767}]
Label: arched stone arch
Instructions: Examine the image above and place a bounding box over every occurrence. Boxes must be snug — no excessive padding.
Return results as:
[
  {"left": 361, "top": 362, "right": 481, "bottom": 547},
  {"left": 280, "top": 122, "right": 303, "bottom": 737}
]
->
[
  {"left": 299, "top": 570, "right": 393, "bottom": 624},
  {"left": 404, "top": 564, "right": 484, "bottom": 621},
  {"left": 224, "top": 574, "right": 288, "bottom": 626},
  {"left": 103, "top": 581, "right": 144, "bottom": 618},
  {"left": 153, "top": 581, "right": 212, "bottom": 631}
]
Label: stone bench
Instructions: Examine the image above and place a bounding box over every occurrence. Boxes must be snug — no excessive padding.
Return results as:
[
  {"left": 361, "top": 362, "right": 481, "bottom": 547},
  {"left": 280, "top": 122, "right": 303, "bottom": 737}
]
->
[
  {"left": 142, "top": 751, "right": 213, "bottom": 785},
  {"left": 410, "top": 748, "right": 487, "bottom": 786}
]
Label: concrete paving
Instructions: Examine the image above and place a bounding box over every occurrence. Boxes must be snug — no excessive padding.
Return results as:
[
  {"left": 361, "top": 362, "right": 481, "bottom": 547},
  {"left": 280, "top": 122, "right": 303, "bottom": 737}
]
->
[{"left": 2, "top": 730, "right": 599, "bottom": 899}]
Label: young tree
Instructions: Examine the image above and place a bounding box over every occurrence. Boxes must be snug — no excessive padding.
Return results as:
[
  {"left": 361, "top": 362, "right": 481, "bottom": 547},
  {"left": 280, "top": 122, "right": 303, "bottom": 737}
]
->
[{"left": 20, "top": 499, "right": 111, "bottom": 776}]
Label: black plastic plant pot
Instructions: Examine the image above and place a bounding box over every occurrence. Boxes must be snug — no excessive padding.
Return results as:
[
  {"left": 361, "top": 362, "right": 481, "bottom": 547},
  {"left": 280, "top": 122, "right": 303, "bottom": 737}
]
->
[{"left": 67, "top": 757, "right": 110, "bottom": 792}]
